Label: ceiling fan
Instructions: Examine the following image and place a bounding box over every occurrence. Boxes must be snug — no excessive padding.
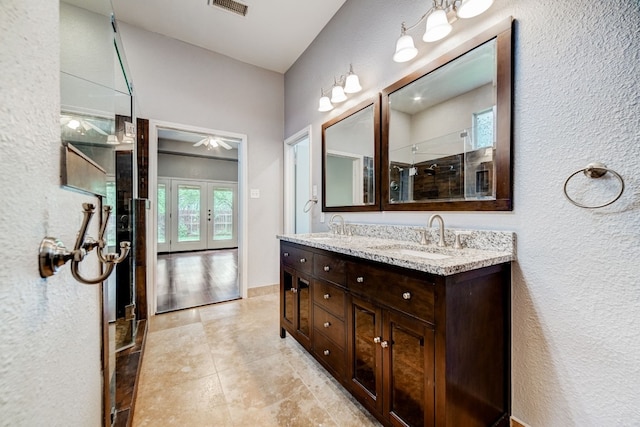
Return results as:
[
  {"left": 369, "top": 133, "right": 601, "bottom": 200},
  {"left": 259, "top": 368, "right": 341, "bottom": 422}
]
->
[
  {"left": 193, "top": 136, "right": 233, "bottom": 150},
  {"left": 60, "top": 116, "right": 108, "bottom": 136}
]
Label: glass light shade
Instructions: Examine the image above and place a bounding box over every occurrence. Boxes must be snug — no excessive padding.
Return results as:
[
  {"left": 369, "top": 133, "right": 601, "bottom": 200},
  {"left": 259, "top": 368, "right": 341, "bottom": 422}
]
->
[
  {"left": 393, "top": 34, "right": 418, "bottom": 63},
  {"left": 423, "top": 9, "right": 452, "bottom": 42},
  {"left": 456, "top": 0, "right": 494, "bottom": 19},
  {"left": 344, "top": 73, "right": 362, "bottom": 94},
  {"left": 106, "top": 134, "right": 119, "bottom": 145},
  {"left": 318, "top": 96, "right": 333, "bottom": 112},
  {"left": 331, "top": 85, "right": 347, "bottom": 103}
]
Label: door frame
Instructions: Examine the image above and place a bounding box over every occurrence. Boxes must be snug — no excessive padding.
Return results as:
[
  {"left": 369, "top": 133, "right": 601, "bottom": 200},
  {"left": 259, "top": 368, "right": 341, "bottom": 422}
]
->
[
  {"left": 147, "top": 120, "right": 248, "bottom": 315},
  {"left": 283, "top": 125, "right": 313, "bottom": 234}
]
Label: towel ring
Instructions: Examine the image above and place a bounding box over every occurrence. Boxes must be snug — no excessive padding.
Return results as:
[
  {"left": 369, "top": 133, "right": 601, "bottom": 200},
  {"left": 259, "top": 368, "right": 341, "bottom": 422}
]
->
[{"left": 563, "top": 162, "right": 625, "bottom": 209}]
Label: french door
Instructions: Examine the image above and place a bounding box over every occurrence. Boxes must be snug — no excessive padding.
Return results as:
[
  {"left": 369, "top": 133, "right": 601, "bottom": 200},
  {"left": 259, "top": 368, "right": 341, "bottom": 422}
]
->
[{"left": 157, "top": 178, "right": 238, "bottom": 252}]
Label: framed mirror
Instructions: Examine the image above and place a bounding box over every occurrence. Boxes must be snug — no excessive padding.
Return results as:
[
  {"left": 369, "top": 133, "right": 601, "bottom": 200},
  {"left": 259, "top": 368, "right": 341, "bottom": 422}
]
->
[
  {"left": 322, "top": 96, "right": 381, "bottom": 212},
  {"left": 382, "top": 18, "right": 513, "bottom": 211}
]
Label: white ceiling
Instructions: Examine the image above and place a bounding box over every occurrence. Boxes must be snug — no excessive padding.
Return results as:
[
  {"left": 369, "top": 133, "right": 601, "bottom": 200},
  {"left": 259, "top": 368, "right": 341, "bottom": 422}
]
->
[{"left": 111, "top": 0, "right": 347, "bottom": 73}]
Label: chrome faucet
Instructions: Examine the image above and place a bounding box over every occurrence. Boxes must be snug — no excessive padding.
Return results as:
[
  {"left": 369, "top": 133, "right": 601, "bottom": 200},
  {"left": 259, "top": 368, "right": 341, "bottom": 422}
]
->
[
  {"left": 428, "top": 214, "right": 446, "bottom": 247},
  {"left": 329, "top": 214, "right": 345, "bottom": 235}
]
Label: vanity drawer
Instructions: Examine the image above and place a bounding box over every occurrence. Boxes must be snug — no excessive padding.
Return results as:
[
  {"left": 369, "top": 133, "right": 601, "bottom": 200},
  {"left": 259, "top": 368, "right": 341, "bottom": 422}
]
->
[
  {"left": 378, "top": 279, "right": 434, "bottom": 323},
  {"left": 313, "top": 305, "right": 345, "bottom": 348},
  {"left": 314, "top": 253, "right": 346, "bottom": 285},
  {"left": 313, "top": 331, "right": 345, "bottom": 378},
  {"left": 346, "top": 262, "right": 435, "bottom": 323},
  {"left": 313, "top": 280, "right": 345, "bottom": 318},
  {"left": 281, "top": 244, "right": 313, "bottom": 274}
]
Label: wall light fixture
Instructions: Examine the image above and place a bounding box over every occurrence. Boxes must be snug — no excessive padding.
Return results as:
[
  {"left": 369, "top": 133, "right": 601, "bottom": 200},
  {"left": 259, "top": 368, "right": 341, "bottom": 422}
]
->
[
  {"left": 393, "top": 0, "right": 494, "bottom": 63},
  {"left": 317, "top": 64, "right": 362, "bottom": 112}
]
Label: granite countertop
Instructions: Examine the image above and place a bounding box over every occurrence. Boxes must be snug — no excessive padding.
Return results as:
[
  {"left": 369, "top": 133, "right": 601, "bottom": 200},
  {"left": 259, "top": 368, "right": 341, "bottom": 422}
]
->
[{"left": 277, "top": 225, "right": 516, "bottom": 276}]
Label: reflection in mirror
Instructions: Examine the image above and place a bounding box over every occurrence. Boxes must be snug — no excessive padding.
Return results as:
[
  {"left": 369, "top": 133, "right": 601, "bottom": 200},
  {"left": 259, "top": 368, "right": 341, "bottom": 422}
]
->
[
  {"left": 382, "top": 18, "right": 512, "bottom": 211},
  {"left": 322, "top": 97, "right": 380, "bottom": 212},
  {"left": 389, "top": 40, "right": 495, "bottom": 203}
]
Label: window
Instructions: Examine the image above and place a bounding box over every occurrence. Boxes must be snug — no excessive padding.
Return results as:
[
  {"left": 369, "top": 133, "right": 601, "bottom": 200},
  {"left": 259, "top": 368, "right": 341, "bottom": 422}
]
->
[{"left": 473, "top": 107, "right": 495, "bottom": 150}]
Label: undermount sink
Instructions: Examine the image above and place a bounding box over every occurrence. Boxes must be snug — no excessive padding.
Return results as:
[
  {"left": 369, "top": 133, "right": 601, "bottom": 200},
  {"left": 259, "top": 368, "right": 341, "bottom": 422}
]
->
[
  {"left": 395, "top": 248, "right": 451, "bottom": 260},
  {"left": 369, "top": 244, "right": 453, "bottom": 260}
]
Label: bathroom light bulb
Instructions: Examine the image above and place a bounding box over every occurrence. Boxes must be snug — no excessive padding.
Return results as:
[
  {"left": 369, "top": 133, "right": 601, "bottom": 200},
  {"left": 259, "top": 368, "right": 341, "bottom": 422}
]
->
[
  {"left": 393, "top": 34, "right": 418, "bottom": 63},
  {"left": 423, "top": 8, "right": 452, "bottom": 42},
  {"left": 344, "top": 73, "right": 362, "bottom": 94},
  {"left": 456, "top": 0, "right": 494, "bottom": 19},
  {"left": 67, "top": 119, "right": 80, "bottom": 130},
  {"left": 331, "top": 84, "right": 347, "bottom": 103},
  {"left": 318, "top": 95, "right": 333, "bottom": 112}
]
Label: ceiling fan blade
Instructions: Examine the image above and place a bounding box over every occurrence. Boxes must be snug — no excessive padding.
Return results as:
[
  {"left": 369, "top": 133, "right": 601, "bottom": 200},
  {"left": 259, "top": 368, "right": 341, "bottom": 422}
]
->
[
  {"left": 193, "top": 137, "right": 208, "bottom": 147},
  {"left": 217, "top": 140, "right": 232, "bottom": 150},
  {"left": 83, "top": 120, "right": 108, "bottom": 136}
]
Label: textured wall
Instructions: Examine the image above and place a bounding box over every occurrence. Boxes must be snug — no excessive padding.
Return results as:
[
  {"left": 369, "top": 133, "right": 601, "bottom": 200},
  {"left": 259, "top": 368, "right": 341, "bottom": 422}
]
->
[
  {"left": 285, "top": 0, "right": 640, "bottom": 424},
  {"left": 117, "top": 24, "right": 284, "bottom": 290},
  {"left": 0, "top": 0, "right": 103, "bottom": 425}
]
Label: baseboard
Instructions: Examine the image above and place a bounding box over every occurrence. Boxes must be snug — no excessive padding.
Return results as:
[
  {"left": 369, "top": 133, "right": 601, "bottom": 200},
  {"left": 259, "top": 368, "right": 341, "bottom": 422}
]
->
[
  {"left": 511, "top": 416, "right": 531, "bottom": 427},
  {"left": 247, "top": 284, "right": 278, "bottom": 297}
]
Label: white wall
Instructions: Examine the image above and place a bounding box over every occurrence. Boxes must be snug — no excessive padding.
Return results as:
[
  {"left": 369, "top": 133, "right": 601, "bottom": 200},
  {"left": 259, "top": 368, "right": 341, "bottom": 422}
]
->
[
  {"left": 285, "top": 0, "right": 640, "bottom": 425},
  {"left": 117, "top": 23, "right": 284, "bottom": 290},
  {"left": 0, "top": 1, "right": 103, "bottom": 425}
]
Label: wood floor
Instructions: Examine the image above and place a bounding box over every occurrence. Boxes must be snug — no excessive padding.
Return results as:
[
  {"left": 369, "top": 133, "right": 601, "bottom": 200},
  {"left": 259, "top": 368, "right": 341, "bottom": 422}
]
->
[{"left": 156, "top": 249, "right": 240, "bottom": 313}]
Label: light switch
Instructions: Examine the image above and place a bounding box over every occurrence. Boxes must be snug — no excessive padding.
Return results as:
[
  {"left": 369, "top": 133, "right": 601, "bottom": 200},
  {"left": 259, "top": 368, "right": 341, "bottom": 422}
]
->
[
  {"left": 312, "top": 185, "right": 318, "bottom": 197},
  {"left": 250, "top": 189, "right": 260, "bottom": 198}
]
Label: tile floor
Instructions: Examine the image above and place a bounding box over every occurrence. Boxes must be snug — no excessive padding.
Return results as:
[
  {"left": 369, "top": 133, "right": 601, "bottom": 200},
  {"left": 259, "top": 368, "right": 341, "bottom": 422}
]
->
[{"left": 132, "top": 292, "right": 382, "bottom": 426}]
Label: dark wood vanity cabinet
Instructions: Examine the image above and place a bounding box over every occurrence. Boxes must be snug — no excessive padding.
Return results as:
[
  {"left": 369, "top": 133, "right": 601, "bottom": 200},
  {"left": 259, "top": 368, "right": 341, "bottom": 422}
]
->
[
  {"left": 280, "top": 241, "right": 511, "bottom": 427},
  {"left": 280, "top": 244, "right": 313, "bottom": 350}
]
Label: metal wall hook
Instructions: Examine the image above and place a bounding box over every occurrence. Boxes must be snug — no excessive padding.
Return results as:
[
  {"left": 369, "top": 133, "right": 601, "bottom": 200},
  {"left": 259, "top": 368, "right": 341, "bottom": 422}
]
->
[{"left": 38, "top": 203, "right": 130, "bottom": 284}]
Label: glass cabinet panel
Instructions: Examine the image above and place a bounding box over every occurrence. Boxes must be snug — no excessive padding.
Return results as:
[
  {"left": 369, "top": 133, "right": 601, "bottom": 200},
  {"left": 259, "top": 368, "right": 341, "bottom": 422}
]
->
[
  {"left": 297, "top": 277, "right": 310, "bottom": 338},
  {"left": 353, "top": 302, "right": 379, "bottom": 397},
  {"left": 282, "top": 270, "right": 295, "bottom": 327}
]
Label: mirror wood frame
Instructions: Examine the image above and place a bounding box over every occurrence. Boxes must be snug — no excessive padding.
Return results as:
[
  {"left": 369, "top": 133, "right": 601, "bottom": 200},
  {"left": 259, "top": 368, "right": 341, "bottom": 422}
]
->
[
  {"left": 322, "top": 95, "right": 381, "bottom": 212},
  {"left": 381, "top": 18, "right": 513, "bottom": 212}
]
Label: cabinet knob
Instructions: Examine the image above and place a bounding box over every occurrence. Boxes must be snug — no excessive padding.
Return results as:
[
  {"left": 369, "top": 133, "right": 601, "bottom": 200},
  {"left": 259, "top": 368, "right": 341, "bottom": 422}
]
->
[
  {"left": 283, "top": 252, "right": 289, "bottom": 257},
  {"left": 402, "top": 292, "right": 412, "bottom": 300},
  {"left": 323, "top": 322, "right": 331, "bottom": 328},
  {"left": 356, "top": 276, "right": 364, "bottom": 283},
  {"left": 291, "top": 288, "right": 297, "bottom": 293},
  {"left": 380, "top": 341, "right": 389, "bottom": 348},
  {"left": 323, "top": 349, "right": 330, "bottom": 356},
  {"left": 300, "top": 258, "right": 306, "bottom": 263},
  {"left": 323, "top": 293, "right": 330, "bottom": 300},
  {"left": 373, "top": 337, "right": 381, "bottom": 344},
  {"left": 323, "top": 265, "right": 330, "bottom": 272}
]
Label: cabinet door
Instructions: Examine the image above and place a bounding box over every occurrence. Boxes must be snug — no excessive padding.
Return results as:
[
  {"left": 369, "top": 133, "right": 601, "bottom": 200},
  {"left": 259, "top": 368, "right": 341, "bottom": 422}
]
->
[
  {"left": 280, "top": 265, "right": 312, "bottom": 349},
  {"left": 281, "top": 266, "right": 296, "bottom": 337},
  {"left": 348, "top": 296, "right": 383, "bottom": 413},
  {"left": 383, "top": 311, "right": 435, "bottom": 427}
]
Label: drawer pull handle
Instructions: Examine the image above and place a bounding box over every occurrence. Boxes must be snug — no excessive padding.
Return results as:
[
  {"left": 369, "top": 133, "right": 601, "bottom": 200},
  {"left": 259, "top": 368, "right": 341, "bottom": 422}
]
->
[
  {"left": 373, "top": 337, "right": 381, "bottom": 344},
  {"left": 323, "top": 349, "right": 330, "bottom": 356},
  {"left": 402, "top": 292, "right": 412, "bottom": 300},
  {"left": 323, "top": 265, "right": 330, "bottom": 272},
  {"left": 356, "top": 276, "right": 364, "bottom": 283},
  {"left": 323, "top": 322, "right": 331, "bottom": 328},
  {"left": 283, "top": 252, "right": 289, "bottom": 257},
  {"left": 323, "top": 293, "right": 330, "bottom": 300},
  {"left": 380, "top": 341, "right": 389, "bottom": 348},
  {"left": 300, "top": 258, "right": 306, "bottom": 263}
]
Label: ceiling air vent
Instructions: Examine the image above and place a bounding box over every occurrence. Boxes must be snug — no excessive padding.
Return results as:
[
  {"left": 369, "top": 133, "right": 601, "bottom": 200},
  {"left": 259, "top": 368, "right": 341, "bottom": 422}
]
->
[{"left": 208, "top": 0, "right": 248, "bottom": 17}]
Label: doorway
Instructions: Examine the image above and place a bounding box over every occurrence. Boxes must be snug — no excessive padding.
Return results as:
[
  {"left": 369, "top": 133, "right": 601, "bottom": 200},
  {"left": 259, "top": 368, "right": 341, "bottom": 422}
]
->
[
  {"left": 147, "top": 121, "right": 248, "bottom": 315},
  {"left": 158, "top": 179, "right": 238, "bottom": 252},
  {"left": 284, "top": 126, "right": 313, "bottom": 234}
]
